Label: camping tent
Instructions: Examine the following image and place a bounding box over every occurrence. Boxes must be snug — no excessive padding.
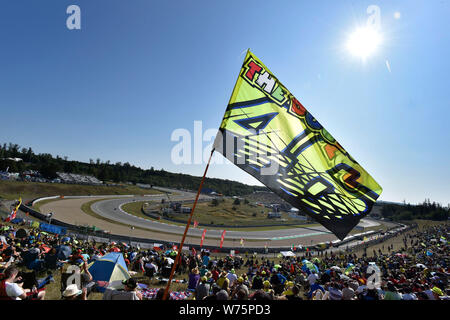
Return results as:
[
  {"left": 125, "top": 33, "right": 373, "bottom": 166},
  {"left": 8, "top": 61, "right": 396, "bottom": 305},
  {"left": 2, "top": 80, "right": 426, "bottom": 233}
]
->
[
  {"left": 280, "top": 251, "right": 296, "bottom": 257},
  {"left": 87, "top": 252, "right": 130, "bottom": 292}
]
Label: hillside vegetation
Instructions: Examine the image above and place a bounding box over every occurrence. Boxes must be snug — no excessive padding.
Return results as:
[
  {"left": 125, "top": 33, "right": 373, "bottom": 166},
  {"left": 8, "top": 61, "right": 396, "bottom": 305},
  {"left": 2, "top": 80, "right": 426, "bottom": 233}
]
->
[
  {"left": 0, "top": 180, "right": 161, "bottom": 200},
  {"left": 0, "top": 142, "right": 266, "bottom": 196}
]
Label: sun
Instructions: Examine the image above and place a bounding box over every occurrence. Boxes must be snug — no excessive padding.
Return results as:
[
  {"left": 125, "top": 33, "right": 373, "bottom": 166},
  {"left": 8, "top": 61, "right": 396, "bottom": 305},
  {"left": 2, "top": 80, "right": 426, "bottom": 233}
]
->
[{"left": 346, "top": 26, "right": 382, "bottom": 60}]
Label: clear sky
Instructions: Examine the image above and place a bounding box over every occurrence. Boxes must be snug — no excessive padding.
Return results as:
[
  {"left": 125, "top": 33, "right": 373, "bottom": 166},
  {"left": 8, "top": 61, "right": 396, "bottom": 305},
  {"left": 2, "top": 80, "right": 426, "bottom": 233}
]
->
[{"left": 0, "top": 0, "right": 449, "bottom": 205}]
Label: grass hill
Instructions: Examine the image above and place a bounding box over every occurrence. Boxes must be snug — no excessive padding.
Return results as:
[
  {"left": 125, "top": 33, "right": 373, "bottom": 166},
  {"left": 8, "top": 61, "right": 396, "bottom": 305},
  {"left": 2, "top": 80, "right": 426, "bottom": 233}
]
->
[
  {"left": 0, "top": 142, "right": 266, "bottom": 196},
  {"left": 0, "top": 180, "right": 161, "bottom": 200}
]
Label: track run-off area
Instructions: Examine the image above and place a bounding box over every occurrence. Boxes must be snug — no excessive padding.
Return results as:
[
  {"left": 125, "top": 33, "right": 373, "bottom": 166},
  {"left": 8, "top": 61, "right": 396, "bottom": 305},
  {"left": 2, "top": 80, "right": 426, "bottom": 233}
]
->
[{"left": 38, "top": 187, "right": 389, "bottom": 249}]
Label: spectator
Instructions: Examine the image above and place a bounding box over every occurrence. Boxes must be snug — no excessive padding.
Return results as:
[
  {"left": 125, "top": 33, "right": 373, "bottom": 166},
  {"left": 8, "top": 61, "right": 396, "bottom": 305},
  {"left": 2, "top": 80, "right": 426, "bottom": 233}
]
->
[
  {"left": 103, "top": 278, "right": 142, "bottom": 300},
  {"left": 195, "top": 276, "right": 210, "bottom": 300},
  {"left": 0, "top": 266, "right": 45, "bottom": 300},
  {"left": 188, "top": 267, "right": 200, "bottom": 291},
  {"left": 62, "top": 284, "right": 87, "bottom": 300}
]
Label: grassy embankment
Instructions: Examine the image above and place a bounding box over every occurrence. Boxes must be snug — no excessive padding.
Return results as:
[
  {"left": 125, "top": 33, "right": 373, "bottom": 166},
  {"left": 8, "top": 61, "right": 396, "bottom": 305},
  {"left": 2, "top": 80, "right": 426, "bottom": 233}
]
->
[
  {"left": 0, "top": 180, "right": 162, "bottom": 201},
  {"left": 120, "top": 200, "right": 379, "bottom": 234}
]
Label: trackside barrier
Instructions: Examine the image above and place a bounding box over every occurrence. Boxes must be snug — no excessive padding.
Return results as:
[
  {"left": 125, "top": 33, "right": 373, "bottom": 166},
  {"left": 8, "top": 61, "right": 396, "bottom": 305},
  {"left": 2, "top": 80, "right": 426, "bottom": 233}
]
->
[{"left": 18, "top": 202, "right": 413, "bottom": 254}]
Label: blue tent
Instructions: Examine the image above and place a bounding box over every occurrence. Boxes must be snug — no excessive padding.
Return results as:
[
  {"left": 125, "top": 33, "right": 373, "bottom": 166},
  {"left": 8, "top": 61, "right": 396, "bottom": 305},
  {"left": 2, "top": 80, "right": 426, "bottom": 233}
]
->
[
  {"left": 55, "top": 245, "right": 72, "bottom": 260},
  {"left": 87, "top": 252, "right": 130, "bottom": 292},
  {"left": 10, "top": 218, "right": 24, "bottom": 224}
]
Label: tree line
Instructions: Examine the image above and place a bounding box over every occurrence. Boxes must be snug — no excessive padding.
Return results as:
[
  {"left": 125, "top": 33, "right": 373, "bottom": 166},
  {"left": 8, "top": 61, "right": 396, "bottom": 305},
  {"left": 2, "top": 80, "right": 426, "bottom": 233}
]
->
[
  {"left": 0, "top": 142, "right": 267, "bottom": 196},
  {"left": 381, "top": 199, "right": 449, "bottom": 221}
]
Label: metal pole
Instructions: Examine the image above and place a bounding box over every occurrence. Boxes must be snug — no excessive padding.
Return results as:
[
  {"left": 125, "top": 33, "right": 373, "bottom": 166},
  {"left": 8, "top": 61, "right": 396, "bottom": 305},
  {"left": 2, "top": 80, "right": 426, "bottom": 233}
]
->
[{"left": 162, "top": 149, "right": 214, "bottom": 300}]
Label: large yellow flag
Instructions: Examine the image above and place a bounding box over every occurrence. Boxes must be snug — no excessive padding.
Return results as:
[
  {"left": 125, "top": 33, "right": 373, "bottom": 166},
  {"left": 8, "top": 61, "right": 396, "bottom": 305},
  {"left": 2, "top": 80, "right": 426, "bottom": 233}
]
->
[{"left": 213, "top": 51, "right": 382, "bottom": 240}]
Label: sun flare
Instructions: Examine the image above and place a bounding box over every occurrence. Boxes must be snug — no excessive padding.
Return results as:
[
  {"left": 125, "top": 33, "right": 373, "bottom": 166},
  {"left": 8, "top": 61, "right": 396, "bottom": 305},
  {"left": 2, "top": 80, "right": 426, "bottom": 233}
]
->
[{"left": 346, "top": 26, "right": 382, "bottom": 60}]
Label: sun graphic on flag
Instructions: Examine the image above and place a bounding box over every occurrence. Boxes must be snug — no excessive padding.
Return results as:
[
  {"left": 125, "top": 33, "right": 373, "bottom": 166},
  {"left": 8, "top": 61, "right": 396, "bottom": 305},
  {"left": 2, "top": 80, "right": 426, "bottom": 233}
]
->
[{"left": 346, "top": 26, "right": 382, "bottom": 60}]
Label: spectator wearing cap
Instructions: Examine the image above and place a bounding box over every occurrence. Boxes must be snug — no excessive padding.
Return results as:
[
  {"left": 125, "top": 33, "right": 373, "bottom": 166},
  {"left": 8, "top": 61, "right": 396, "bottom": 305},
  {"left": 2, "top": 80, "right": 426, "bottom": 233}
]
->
[
  {"left": 431, "top": 286, "right": 444, "bottom": 300},
  {"left": 285, "top": 285, "right": 303, "bottom": 301},
  {"left": 102, "top": 278, "right": 142, "bottom": 300},
  {"left": 231, "top": 276, "right": 249, "bottom": 299},
  {"left": 307, "top": 270, "right": 319, "bottom": 286},
  {"left": 227, "top": 269, "right": 238, "bottom": 287},
  {"left": 216, "top": 270, "right": 229, "bottom": 289}
]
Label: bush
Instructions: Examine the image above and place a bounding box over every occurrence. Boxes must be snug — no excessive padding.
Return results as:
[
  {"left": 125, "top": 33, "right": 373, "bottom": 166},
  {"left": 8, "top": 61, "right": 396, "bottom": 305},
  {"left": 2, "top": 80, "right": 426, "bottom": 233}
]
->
[{"left": 233, "top": 198, "right": 241, "bottom": 205}]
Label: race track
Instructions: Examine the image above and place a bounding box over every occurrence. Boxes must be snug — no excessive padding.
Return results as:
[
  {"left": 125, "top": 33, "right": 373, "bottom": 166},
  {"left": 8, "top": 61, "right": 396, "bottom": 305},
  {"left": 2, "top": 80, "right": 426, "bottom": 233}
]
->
[{"left": 39, "top": 187, "right": 386, "bottom": 248}]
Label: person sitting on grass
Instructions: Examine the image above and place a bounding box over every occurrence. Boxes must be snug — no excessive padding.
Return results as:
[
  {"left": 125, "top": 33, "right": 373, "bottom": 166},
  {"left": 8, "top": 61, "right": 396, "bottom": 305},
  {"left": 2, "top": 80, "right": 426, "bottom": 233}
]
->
[
  {"left": 252, "top": 271, "right": 263, "bottom": 290},
  {"left": 102, "top": 278, "right": 142, "bottom": 300},
  {"left": 194, "top": 276, "right": 210, "bottom": 300},
  {"left": 289, "top": 285, "right": 303, "bottom": 301},
  {"left": 230, "top": 277, "right": 249, "bottom": 299},
  {"left": 187, "top": 267, "right": 200, "bottom": 291},
  {"left": 62, "top": 284, "right": 87, "bottom": 300},
  {"left": 0, "top": 266, "right": 45, "bottom": 300}
]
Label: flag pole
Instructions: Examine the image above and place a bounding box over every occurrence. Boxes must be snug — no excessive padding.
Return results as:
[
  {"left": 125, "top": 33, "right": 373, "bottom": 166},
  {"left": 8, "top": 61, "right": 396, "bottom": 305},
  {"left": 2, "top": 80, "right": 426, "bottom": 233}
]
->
[{"left": 162, "top": 148, "right": 215, "bottom": 300}]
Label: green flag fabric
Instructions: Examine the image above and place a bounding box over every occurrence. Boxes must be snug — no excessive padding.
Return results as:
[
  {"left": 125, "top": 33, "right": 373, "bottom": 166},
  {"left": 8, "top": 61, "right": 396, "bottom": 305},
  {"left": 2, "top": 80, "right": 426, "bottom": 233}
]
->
[{"left": 213, "top": 50, "right": 382, "bottom": 240}]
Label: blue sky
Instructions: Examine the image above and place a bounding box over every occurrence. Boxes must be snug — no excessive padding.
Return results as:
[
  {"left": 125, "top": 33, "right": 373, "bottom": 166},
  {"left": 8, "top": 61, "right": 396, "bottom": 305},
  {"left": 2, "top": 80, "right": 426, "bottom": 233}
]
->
[{"left": 0, "top": 0, "right": 448, "bottom": 205}]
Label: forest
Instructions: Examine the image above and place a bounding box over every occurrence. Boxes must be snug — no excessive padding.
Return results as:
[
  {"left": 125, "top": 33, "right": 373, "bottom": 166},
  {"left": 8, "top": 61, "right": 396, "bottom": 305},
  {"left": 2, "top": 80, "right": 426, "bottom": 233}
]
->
[{"left": 0, "top": 142, "right": 267, "bottom": 196}]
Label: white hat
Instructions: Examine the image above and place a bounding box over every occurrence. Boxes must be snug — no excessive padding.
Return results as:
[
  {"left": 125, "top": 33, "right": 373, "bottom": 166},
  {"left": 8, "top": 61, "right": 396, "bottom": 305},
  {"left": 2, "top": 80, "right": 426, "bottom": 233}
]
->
[{"left": 63, "top": 284, "right": 82, "bottom": 297}]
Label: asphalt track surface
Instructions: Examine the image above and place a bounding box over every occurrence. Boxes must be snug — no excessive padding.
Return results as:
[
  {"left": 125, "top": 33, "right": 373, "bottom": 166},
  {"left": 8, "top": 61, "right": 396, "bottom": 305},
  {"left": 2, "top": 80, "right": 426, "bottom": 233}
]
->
[{"left": 40, "top": 187, "right": 383, "bottom": 248}]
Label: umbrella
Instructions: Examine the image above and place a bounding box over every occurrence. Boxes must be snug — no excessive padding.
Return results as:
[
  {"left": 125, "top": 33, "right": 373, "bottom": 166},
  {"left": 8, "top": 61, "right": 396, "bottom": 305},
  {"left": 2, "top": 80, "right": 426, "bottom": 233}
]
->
[
  {"left": 110, "top": 247, "right": 120, "bottom": 252},
  {"left": 368, "top": 262, "right": 380, "bottom": 273},
  {"left": 274, "top": 264, "right": 281, "bottom": 270},
  {"left": 312, "top": 257, "right": 321, "bottom": 264},
  {"left": 55, "top": 245, "right": 72, "bottom": 260},
  {"left": 166, "top": 258, "right": 174, "bottom": 264},
  {"left": 340, "top": 274, "right": 351, "bottom": 281},
  {"left": 345, "top": 263, "right": 355, "bottom": 275},
  {"left": 416, "top": 264, "right": 427, "bottom": 269},
  {"left": 61, "top": 237, "right": 71, "bottom": 243},
  {"left": 16, "top": 228, "right": 27, "bottom": 239},
  {"left": 302, "top": 260, "right": 319, "bottom": 273},
  {"left": 330, "top": 266, "right": 342, "bottom": 272}
]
